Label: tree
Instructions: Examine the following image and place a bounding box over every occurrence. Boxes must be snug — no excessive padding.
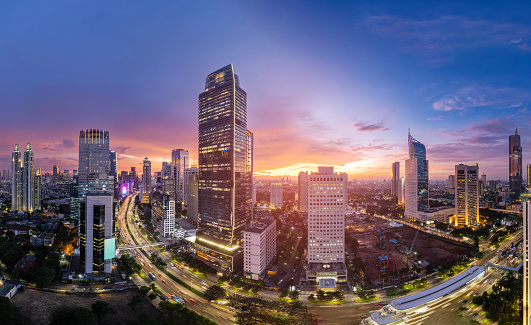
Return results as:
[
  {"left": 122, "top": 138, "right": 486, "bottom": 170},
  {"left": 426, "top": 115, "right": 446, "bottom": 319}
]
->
[
  {"left": 35, "top": 267, "right": 56, "bottom": 288},
  {"left": 204, "top": 285, "right": 226, "bottom": 301},
  {"left": 159, "top": 301, "right": 216, "bottom": 325},
  {"left": 148, "top": 293, "right": 157, "bottom": 300},
  {"left": 50, "top": 306, "right": 97, "bottom": 325},
  {"left": 0, "top": 297, "right": 33, "bottom": 325},
  {"left": 288, "top": 290, "right": 299, "bottom": 301},
  {"left": 279, "top": 288, "right": 289, "bottom": 299},
  {"left": 316, "top": 290, "right": 326, "bottom": 301},
  {"left": 140, "top": 285, "right": 151, "bottom": 295},
  {"left": 91, "top": 301, "right": 113, "bottom": 325}
]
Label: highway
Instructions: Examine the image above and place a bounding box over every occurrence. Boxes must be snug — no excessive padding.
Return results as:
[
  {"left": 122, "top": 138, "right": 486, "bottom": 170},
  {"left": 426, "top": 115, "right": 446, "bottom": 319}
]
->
[{"left": 117, "top": 194, "right": 235, "bottom": 325}]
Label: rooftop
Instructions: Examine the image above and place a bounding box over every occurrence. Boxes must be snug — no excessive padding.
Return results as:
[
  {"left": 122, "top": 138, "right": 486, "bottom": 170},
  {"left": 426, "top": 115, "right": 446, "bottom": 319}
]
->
[
  {"left": 245, "top": 219, "right": 275, "bottom": 234},
  {"left": 307, "top": 262, "right": 347, "bottom": 272}
]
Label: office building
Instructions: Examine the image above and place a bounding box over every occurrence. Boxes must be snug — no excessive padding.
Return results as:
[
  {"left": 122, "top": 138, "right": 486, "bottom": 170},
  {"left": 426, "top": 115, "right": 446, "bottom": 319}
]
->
[
  {"left": 78, "top": 129, "right": 110, "bottom": 200},
  {"left": 528, "top": 165, "right": 531, "bottom": 188},
  {"left": 34, "top": 168, "right": 41, "bottom": 211},
  {"left": 187, "top": 174, "right": 199, "bottom": 225},
  {"left": 11, "top": 144, "right": 23, "bottom": 211},
  {"left": 523, "top": 198, "right": 531, "bottom": 325},
  {"left": 454, "top": 164, "right": 479, "bottom": 227},
  {"left": 298, "top": 171, "right": 309, "bottom": 212},
  {"left": 109, "top": 150, "right": 118, "bottom": 198},
  {"left": 80, "top": 194, "right": 114, "bottom": 274},
  {"left": 391, "top": 162, "right": 400, "bottom": 197},
  {"left": 142, "top": 157, "right": 151, "bottom": 204},
  {"left": 398, "top": 176, "right": 405, "bottom": 205},
  {"left": 448, "top": 175, "right": 456, "bottom": 194},
  {"left": 509, "top": 128, "right": 522, "bottom": 198},
  {"left": 192, "top": 64, "right": 252, "bottom": 272},
  {"left": 306, "top": 166, "right": 347, "bottom": 286},
  {"left": 130, "top": 167, "right": 137, "bottom": 189},
  {"left": 243, "top": 219, "right": 276, "bottom": 280},
  {"left": 183, "top": 167, "right": 198, "bottom": 207},
  {"left": 172, "top": 149, "right": 189, "bottom": 204},
  {"left": 163, "top": 196, "right": 175, "bottom": 237},
  {"left": 53, "top": 165, "right": 59, "bottom": 183},
  {"left": 405, "top": 130, "right": 429, "bottom": 221},
  {"left": 270, "top": 183, "right": 283, "bottom": 208},
  {"left": 22, "top": 144, "right": 35, "bottom": 212}
]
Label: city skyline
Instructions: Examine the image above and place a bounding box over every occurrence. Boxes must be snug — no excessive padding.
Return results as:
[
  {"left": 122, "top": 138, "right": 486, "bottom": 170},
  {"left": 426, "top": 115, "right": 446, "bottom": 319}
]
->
[{"left": 1, "top": 1, "right": 531, "bottom": 180}]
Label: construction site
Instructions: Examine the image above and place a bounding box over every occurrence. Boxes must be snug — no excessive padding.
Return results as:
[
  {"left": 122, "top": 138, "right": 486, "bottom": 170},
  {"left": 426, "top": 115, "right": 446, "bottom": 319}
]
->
[{"left": 348, "top": 215, "right": 474, "bottom": 287}]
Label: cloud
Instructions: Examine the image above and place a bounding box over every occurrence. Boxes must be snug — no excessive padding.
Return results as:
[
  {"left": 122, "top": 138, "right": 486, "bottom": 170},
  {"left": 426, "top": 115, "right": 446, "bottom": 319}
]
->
[
  {"left": 61, "top": 139, "right": 75, "bottom": 149},
  {"left": 431, "top": 85, "right": 529, "bottom": 112},
  {"left": 363, "top": 15, "right": 531, "bottom": 65},
  {"left": 353, "top": 119, "right": 390, "bottom": 132},
  {"left": 115, "top": 146, "right": 133, "bottom": 154},
  {"left": 427, "top": 116, "right": 444, "bottom": 121}
]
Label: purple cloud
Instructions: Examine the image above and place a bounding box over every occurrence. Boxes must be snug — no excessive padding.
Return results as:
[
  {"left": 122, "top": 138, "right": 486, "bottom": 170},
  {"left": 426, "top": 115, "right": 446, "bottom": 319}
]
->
[{"left": 353, "top": 119, "right": 390, "bottom": 132}]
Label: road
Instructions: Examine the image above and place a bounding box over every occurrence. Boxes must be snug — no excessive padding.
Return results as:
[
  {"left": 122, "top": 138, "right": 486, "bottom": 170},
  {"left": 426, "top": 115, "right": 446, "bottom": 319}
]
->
[{"left": 117, "top": 194, "right": 235, "bottom": 325}]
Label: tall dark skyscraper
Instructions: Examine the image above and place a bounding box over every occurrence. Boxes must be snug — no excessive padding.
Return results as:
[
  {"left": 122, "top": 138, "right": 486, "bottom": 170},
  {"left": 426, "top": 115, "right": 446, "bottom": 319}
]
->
[
  {"left": 198, "top": 64, "right": 253, "bottom": 249},
  {"left": 109, "top": 150, "right": 118, "bottom": 197},
  {"left": 509, "top": 128, "right": 522, "bottom": 198}
]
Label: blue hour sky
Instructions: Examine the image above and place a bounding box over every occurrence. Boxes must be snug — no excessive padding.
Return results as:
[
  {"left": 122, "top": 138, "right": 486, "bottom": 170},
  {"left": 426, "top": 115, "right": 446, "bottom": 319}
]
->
[{"left": 0, "top": 0, "right": 530, "bottom": 180}]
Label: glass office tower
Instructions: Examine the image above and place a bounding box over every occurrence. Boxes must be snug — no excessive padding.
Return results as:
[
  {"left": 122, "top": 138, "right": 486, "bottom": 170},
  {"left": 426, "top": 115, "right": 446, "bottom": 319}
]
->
[
  {"left": 408, "top": 131, "right": 429, "bottom": 211},
  {"left": 198, "top": 64, "right": 252, "bottom": 248}
]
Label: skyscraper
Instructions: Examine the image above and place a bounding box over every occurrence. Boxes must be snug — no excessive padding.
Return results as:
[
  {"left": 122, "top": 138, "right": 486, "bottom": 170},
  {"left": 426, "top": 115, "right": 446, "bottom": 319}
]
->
[
  {"left": 270, "top": 183, "right": 283, "bottom": 208},
  {"left": 11, "top": 144, "right": 22, "bottom": 211},
  {"left": 163, "top": 196, "right": 175, "bottom": 237},
  {"left": 454, "top": 164, "right": 479, "bottom": 227},
  {"left": 187, "top": 174, "right": 199, "bottom": 226},
  {"left": 80, "top": 194, "right": 114, "bottom": 273},
  {"left": 142, "top": 157, "right": 151, "bottom": 204},
  {"left": 53, "top": 165, "right": 59, "bottom": 183},
  {"left": 509, "top": 128, "right": 522, "bottom": 198},
  {"left": 172, "top": 149, "right": 189, "bottom": 204},
  {"left": 34, "top": 168, "right": 41, "bottom": 211},
  {"left": 22, "top": 143, "right": 35, "bottom": 212},
  {"left": 298, "top": 171, "right": 309, "bottom": 212},
  {"left": 109, "top": 150, "right": 118, "bottom": 198},
  {"left": 78, "top": 129, "right": 110, "bottom": 200},
  {"left": 391, "top": 162, "right": 400, "bottom": 197},
  {"left": 528, "top": 165, "right": 531, "bottom": 188},
  {"left": 197, "top": 64, "right": 253, "bottom": 251},
  {"left": 523, "top": 198, "right": 531, "bottom": 325},
  {"left": 405, "top": 130, "right": 428, "bottom": 221},
  {"left": 448, "top": 175, "right": 456, "bottom": 194},
  {"left": 183, "top": 167, "right": 198, "bottom": 207},
  {"left": 306, "top": 166, "right": 347, "bottom": 286}
]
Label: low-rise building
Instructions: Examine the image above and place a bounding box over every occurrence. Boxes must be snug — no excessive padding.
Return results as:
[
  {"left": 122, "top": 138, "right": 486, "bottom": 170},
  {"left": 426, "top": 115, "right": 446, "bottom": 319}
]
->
[
  {"left": 30, "top": 232, "right": 55, "bottom": 247},
  {"left": 243, "top": 219, "right": 276, "bottom": 280}
]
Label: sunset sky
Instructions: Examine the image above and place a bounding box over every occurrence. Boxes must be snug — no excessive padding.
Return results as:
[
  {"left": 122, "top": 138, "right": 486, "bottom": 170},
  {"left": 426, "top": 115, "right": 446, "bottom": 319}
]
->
[{"left": 1, "top": 1, "right": 531, "bottom": 180}]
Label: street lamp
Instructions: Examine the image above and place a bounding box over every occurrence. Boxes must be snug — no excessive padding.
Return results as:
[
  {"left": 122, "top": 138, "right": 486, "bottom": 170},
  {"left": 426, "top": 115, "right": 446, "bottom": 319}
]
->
[{"left": 191, "top": 279, "right": 193, "bottom": 291}]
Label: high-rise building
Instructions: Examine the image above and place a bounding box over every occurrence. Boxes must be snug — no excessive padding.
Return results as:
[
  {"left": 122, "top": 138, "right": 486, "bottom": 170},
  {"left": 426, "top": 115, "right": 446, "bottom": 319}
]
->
[
  {"left": 270, "top": 183, "right": 283, "bottom": 208},
  {"left": 163, "top": 196, "right": 175, "bottom": 237},
  {"left": 187, "top": 174, "right": 199, "bottom": 225},
  {"left": 109, "top": 150, "right": 118, "bottom": 198},
  {"left": 78, "top": 129, "right": 110, "bottom": 201},
  {"left": 528, "top": 165, "right": 531, "bottom": 188},
  {"left": 22, "top": 144, "right": 35, "bottom": 212},
  {"left": 398, "top": 176, "right": 405, "bottom": 205},
  {"left": 454, "top": 164, "right": 479, "bottom": 227},
  {"left": 172, "top": 149, "right": 189, "bottom": 204},
  {"left": 11, "top": 144, "right": 23, "bottom": 211},
  {"left": 80, "top": 194, "right": 114, "bottom": 274},
  {"left": 523, "top": 198, "right": 531, "bottom": 325},
  {"left": 448, "top": 175, "right": 456, "bottom": 194},
  {"left": 183, "top": 167, "right": 198, "bottom": 207},
  {"left": 197, "top": 64, "right": 252, "bottom": 249},
  {"left": 391, "top": 162, "right": 400, "bottom": 197},
  {"left": 53, "top": 165, "right": 59, "bottom": 183},
  {"left": 243, "top": 219, "right": 276, "bottom": 280},
  {"left": 142, "top": 157, "right": 151, "bottom": 204},
  {"left": 34, "top": 168, "right": 41, "bottom": 211},
  {"left": 509, "top": 128, "right": 522, "bottom": 198},
  {"left": 405, "top": 130, "right": 429, "bottom": 221},
  {"left": 306, "top": 166, "right": 347, "bottom": 286},
  {"left": 298, "top": 171, "right": 309, "bottom": 212},
  {"left": 130, "top": 167, "right": 137, "bottom": 189}
]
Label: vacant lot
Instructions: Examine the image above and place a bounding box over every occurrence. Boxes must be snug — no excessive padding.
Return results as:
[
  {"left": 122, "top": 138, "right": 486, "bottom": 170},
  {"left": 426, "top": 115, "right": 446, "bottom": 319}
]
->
[{"left": 11, "top": 287, "right": 163, "bottom": 325}]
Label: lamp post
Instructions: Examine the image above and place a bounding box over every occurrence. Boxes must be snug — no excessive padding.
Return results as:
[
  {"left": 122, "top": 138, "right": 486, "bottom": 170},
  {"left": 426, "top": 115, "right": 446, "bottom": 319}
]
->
[{"left": 191, "top": 279, "right": 193, "bottom": 291}]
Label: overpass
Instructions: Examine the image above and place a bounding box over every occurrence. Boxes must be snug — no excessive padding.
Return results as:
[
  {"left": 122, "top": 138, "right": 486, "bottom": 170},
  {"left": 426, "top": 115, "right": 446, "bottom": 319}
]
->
[{"left": 117, "top": 242, "right": 165, "bottom": 251}]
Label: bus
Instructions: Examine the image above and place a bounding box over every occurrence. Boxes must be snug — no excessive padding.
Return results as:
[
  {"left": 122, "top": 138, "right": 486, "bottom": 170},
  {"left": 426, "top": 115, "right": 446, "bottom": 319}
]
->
[
  {"left": 171, "top": 295, "right": 185, "bottom": 304},
  {"left": 148, "top": 273, "right": 156, "bottom": 281}
]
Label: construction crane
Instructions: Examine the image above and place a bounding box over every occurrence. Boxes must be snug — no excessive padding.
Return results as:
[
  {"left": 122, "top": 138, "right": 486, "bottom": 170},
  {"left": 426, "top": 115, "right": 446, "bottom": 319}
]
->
[{"left": 405, "top": 228, "right": 420, "bottom": 256}]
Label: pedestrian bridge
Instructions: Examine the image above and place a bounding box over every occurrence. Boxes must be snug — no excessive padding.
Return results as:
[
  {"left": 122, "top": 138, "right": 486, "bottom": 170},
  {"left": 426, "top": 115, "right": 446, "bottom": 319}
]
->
[{"left": 486, "top": 261, "right": 523, "bottom": 272}]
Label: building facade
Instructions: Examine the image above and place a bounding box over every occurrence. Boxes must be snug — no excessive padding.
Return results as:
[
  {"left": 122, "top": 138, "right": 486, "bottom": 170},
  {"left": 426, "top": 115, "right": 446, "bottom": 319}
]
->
[
  {"left": 183, "top": 167, "right": 198, "bottom": 207},
  {"left": 243, "top": 219, "right": 276, "bottom": 280},
  {"left": 298, "top": 171, "right": 309, "bottom": 212},
  {"left": 11, "top": 144, "right": 23, "bottom": 211},
  {"left": 78, "top": 129, "right": 110, "bottom": 201},
  {"left": 163, "top": 196, "right": 175, "bottom": 237},
  {"left": 509, "top": 128, "right": 522, "bottom": 198},
  {"left": 405, "top": 131, "right": 429, "bottom": 221},
  {"left": 172, "top": 149, "right": 189, "bottom": 204},
  {"left": 197, "top": 64, "right": 252, "bottom": 250},
  {"left": 523, "top": 199, "right": 531, "bottom": 325},
  {"left": 306, "top": 166, "right": 347, "bottom": 286},
  {"left": 187, "top": 174, "right": 199, "bottom": 225},
  {"left": 11, "top": 144, "right": 40, "bottom": 213},
  {"left": 109, "top": 150, "right": 118, "bottom": 198},
  {"left": 80, "top": 194, "right": 114, "bottom": 274},
  {"left": 270, "top": 183, "right": 283, "bottom": 208}
]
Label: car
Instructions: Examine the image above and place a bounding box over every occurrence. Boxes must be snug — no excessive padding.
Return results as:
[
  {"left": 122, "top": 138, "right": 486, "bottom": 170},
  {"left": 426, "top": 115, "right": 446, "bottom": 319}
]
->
[
  {"left": 461, "top": 300, "right": 467, "bottom": 304},
  {"left": 190, "top": 299, "right": 197, "bottom": 304},
  {"left": 159, "top": 274, "right": 163, "bottom": 277},
  {"left": 162, "top": 280, "right": 166, "bottom": 284}
]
